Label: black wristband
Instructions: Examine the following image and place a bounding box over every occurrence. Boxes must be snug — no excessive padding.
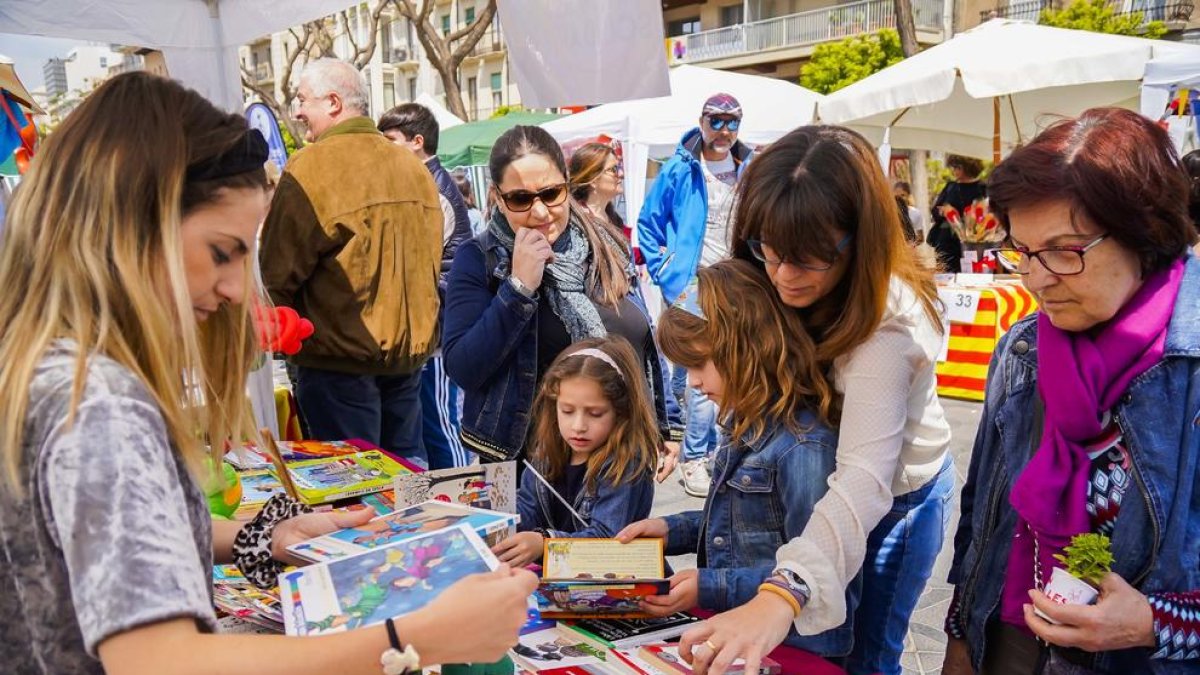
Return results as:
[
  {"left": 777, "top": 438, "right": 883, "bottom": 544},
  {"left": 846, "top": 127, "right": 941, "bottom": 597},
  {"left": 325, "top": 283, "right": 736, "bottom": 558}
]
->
[{"left": 385, "top": 617, "right": 402, "bottom": 651}]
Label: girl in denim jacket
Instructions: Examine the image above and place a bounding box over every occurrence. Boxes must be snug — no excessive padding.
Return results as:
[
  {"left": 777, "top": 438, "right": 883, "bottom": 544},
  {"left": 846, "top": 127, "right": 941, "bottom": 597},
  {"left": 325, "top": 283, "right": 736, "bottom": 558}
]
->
[
  {"left": 618, "top": 259, "right": 857, "bottom": 658},
  {"left": 492, "top": 335, "right": 660, "bottom": 567}
]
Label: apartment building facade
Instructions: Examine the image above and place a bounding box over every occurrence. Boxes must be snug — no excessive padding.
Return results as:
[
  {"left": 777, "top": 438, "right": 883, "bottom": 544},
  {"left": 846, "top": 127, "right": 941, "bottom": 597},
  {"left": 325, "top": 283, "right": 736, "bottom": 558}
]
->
[{"left": 241, "top": 0, "right": 521, "bottom": 123}]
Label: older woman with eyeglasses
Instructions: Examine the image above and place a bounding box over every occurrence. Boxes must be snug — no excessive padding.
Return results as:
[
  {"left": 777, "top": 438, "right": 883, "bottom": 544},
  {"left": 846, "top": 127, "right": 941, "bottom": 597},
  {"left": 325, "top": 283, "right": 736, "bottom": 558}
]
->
[
  {"left": 937, "top": 108, "right": 1200, "bottom": 675},
  {"left": 443, "top": 125, "right": 681, "bottom": 471}
]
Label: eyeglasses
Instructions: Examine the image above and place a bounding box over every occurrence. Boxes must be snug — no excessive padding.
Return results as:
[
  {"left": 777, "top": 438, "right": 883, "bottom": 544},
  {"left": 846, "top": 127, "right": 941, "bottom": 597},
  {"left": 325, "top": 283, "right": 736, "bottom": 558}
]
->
[
  {"left": 995, "top": 235, "right": 1107, "bottom": 276},
  {"left": 602, "top": 164, "right": 623, "bottom": 177},
  {"left": 746, "top": 234, "right": 852, "bottom": 271},
  {"left": 496, "top": 183, "right": 570, "bottom": 212},
  {"left": 706, "top": 116, "right": 740, "bottom": 132}
]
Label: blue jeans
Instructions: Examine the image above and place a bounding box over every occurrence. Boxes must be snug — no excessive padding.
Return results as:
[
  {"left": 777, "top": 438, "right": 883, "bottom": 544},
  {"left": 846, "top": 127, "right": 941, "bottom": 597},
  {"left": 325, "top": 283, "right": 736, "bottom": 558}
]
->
[
  {"left": 846, "top": 455, "right": 955, "bottom": 675},
  {"left": 420, "top": 355, "right": 471, "bottom": 470},
  {"left": 295, "top": 365, "right": 426, "bottom": 466},
  {"left": 670, "top": 365, "right": 718, "bottom": 462}
]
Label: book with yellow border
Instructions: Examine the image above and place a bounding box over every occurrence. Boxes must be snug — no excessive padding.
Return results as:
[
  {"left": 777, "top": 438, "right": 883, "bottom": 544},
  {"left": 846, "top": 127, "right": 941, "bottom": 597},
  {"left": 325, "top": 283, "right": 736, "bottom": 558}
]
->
[{"left": 535, "top": 538, "right": 669, "bottom": 619}]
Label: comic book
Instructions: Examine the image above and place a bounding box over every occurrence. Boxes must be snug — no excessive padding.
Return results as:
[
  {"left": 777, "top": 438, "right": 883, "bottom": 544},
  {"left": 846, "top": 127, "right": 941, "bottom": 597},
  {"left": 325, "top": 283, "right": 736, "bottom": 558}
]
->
[
  {"left": 274, "top": 450, "right": 414, "bottom": 505},
  {"left": 286, "top": 500, "right": 519, "bottom": 563},
  {"left": 510, "top": 626, "right": 637, "bottom": 674},
  {"left": 393, "top": 461, "right": 518, "bottom": 514},
  {"left": 224, "top": 439, "right": 365, "bottom": 470},
  {"left": 535, "top": 539, "right": 669, "bottom": 620},
  {"left": 636, "top": 644, "right": 780, "bottom": 675},
  {"left": 564, "top": 613, "right": 702, "bottom": 649},
  {"left": 280, "top": 524, "right": 498, "bottom": 636}
]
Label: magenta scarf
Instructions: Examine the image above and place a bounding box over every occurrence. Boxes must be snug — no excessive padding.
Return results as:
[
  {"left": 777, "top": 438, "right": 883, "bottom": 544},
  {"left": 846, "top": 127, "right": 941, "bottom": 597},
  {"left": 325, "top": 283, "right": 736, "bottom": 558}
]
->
[{"left": 999, "top": 258, "right": 1186, "bottom": 628}]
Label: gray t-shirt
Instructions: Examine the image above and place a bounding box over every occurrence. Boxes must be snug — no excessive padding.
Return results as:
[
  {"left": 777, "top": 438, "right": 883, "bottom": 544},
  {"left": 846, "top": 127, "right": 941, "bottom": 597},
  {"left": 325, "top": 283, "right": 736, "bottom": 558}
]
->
[{"left": 0, "top": 343, "right": 217, "bottom": 673}]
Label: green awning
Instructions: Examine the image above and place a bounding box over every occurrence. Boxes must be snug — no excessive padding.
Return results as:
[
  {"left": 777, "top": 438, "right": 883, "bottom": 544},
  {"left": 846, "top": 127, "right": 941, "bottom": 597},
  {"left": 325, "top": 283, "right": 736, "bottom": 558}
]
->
[{"left": 437, "top": 111, "right": 563, "bottom": 169}]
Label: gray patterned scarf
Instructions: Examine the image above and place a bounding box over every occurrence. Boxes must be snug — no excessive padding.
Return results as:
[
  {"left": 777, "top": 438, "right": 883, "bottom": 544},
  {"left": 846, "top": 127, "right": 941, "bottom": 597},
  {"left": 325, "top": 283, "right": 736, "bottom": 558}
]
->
[{"left": 488, "top": 208, "right": 606, "bottom": 342}]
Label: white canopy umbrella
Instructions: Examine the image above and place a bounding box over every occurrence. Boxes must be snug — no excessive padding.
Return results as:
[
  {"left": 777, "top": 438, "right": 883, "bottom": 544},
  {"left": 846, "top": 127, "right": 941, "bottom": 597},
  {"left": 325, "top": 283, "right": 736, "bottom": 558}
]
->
[
  {"left": 0, "top": 0, "right": 367, "bottom": 111},
  {"left": 819, "top": 19, "right": 1200, "bottom": 160},
  {"left": 415, "top": 92, "right": 465, "bottom": 130},
  {"left": 1141, "top": 52, "right": 1200, "bottom": 119},
  {"left": 544, "top": 64, "right": 823, "bottom": 267}
]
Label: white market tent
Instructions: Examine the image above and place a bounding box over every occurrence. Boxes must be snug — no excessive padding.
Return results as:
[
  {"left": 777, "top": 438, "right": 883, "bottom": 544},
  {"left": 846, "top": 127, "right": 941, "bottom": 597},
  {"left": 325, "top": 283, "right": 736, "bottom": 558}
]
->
[
  {"left": 415, "top": 92, "right": 465, "bottom": 130},
  {"left": 819, "top": 19, "right": 1200, "bottom": 161},
  {"left": 543, "top": 64, "right": 823, "bottom": 245},
  {"left": 0, "top": 0, "right": 368, "bottom": 111},
  {"left": 1141, "top": 53, "right": 1200, "bottom": 118},
  {"left": 0, "top": 0, "right": 378, "bottom": 436}
]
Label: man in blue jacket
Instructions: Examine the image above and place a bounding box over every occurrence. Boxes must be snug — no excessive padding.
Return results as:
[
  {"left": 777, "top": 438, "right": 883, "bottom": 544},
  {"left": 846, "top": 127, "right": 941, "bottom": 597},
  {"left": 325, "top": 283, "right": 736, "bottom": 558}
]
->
[
  {"left": 379, "top": 103, "right": 473, "bottom": 469},
  {"left": 636, "top": 93, "right": 754, "bottom": 497}
]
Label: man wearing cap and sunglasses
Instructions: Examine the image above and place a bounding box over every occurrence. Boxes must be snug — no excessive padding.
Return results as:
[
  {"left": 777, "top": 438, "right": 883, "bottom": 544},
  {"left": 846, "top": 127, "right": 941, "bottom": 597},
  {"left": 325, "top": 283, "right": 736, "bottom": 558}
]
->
[{"left": 636, "top": 93, "right": 754, "bottom": 497}]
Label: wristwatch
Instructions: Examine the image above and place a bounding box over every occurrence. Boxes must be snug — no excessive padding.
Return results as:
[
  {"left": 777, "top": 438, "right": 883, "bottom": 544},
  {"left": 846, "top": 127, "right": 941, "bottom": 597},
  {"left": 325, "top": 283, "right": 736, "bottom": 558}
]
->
[
  {"left": 508, "top": 275, "right": 536, "bottom": 298},
  {"left": 771, "top": 568, "right": 812, "bottom": 606}
]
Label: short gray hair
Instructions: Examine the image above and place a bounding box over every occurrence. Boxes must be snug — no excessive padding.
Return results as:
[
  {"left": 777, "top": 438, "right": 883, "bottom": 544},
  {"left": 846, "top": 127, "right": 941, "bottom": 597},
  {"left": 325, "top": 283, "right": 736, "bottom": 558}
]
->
[{"left": 301, "top": 58, "right": 369, "bottom": 115}]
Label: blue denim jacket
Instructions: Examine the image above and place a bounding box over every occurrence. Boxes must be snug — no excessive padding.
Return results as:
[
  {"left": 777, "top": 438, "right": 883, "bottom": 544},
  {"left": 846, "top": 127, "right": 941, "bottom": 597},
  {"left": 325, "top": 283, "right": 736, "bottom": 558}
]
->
[
  {"left": 949, "top": 254, "right": 1200, "bottom": 674},
  {"left": 443, "top": 231, "right": 682, "bottom": 462},
  {"left": 516, "top": 461, "right": 655, "bottom": 538},
  {"left": 662, "top": 411, "right": 858, "bottom": 657}
]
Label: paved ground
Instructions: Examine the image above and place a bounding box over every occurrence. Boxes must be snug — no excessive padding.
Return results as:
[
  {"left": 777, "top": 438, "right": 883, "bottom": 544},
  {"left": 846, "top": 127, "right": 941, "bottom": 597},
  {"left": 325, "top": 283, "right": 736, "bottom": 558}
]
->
[{"left": 648, "top": 397, "right": 984, "bottom": 675}]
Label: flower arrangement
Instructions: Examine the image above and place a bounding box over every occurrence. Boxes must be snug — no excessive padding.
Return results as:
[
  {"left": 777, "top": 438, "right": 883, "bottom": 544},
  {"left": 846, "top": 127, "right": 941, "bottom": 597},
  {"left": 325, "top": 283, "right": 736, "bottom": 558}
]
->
[{"left": 945, "top": 197, "right": 1004, "bottom": 244}]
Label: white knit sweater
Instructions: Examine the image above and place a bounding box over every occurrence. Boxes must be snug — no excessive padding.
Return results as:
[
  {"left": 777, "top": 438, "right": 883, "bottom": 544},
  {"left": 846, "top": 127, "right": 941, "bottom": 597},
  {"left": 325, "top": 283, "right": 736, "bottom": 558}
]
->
[{"left": 776, "top": 276, "right": 953, "bottom": 635}]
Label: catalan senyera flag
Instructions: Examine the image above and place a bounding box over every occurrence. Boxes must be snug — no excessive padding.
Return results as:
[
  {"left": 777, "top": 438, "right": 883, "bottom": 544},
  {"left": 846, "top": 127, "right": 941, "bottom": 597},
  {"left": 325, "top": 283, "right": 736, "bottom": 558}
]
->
[{"left": 936, "top": 284, "right": 1038, "bottom": 401}]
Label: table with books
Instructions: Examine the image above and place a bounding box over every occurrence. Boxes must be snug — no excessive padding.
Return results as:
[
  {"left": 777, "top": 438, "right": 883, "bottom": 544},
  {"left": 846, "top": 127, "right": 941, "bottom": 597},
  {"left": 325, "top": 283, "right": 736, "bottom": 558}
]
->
[
  {"left": 935, "top": 275, "right": 1038, "bottom": 402},
  {"left": 210, "top": 440, "right": 845, "bottom": 674}
]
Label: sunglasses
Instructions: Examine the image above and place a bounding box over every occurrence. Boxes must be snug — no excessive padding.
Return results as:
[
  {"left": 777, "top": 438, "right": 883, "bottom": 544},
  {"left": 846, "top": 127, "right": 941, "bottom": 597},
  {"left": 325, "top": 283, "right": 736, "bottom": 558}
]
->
[
  {"left": 496, "top": 183, "right": 570, "bottom": 212},
  {"left": 707, "top": 117, "right": 740, "bottom": 132},
  {"left": 746, "top": 234, "right": 852, "bottom": 271}
]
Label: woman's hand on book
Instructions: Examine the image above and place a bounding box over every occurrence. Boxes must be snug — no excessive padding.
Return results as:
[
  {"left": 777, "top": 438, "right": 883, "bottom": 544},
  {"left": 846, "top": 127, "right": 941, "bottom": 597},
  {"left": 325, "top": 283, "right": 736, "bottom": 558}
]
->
[
  {"left": 492, "top": 531, "right": 544, "bottom": 568},
  {"left": 641, "top": 569, "right": 699, "bottom": 618},
  {"left": 271, "top": 505, "right": 376, "bottom": 565},
  {"left": 677, "top": 592, "right": 795, "bottom": 675},
  {"left": 615, "top": 518, "right": 669, "bottom": 544},
  {"left": 396, "top": 564, "right": 540, "bottom": 666}
]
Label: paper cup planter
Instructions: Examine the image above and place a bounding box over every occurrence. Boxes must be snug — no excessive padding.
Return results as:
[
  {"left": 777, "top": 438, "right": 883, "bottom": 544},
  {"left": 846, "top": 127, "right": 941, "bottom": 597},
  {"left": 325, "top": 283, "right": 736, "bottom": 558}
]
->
[{"left": 1035, "top": 567, "right": 1100, "bottom": 623}]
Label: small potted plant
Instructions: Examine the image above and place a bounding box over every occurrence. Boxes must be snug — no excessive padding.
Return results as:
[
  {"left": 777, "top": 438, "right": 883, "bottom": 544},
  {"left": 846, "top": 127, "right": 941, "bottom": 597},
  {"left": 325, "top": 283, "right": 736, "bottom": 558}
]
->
[{"left": 1036, "top": 533, "right": 1114, "bottom": 622}]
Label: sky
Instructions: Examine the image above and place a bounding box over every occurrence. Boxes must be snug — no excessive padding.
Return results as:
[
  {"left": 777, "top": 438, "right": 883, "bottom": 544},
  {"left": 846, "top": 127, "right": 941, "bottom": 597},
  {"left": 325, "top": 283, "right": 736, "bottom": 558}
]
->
[{"left": 0, "top": 34, "right": 91, "bottom": 90}]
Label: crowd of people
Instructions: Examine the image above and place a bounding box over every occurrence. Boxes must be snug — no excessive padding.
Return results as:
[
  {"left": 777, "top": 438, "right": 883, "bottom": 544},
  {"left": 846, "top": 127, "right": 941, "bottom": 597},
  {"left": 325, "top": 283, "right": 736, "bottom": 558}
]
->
[{"left": 1, "top": 54, "right": 1199, "bottom": 675}]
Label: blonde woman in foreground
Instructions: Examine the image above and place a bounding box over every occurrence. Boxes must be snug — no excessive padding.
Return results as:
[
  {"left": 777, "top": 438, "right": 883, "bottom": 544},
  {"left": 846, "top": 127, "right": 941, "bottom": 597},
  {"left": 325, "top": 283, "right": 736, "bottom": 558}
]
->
[{"left": 0, "top": 72, "right": 535, "bottom": 675}]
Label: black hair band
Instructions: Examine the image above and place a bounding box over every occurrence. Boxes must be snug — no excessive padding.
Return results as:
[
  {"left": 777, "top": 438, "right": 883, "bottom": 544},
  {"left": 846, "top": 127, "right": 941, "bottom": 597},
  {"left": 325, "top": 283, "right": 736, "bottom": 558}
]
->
[{"left": 185, "top": 129, "right": 269, "bottom": 182}]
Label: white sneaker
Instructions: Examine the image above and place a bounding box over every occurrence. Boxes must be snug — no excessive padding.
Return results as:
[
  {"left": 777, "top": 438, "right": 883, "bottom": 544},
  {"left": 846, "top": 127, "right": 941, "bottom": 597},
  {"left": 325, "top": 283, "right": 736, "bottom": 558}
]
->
[{"left": 680, "top": 458, "right": 711, "bottom": 498}]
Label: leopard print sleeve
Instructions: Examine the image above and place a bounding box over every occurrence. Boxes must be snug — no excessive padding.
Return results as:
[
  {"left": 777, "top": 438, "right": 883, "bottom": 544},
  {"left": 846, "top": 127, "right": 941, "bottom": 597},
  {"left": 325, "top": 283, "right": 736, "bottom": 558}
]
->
[{"left": 232, "top": 494, "right": 312, "bottom": 589}]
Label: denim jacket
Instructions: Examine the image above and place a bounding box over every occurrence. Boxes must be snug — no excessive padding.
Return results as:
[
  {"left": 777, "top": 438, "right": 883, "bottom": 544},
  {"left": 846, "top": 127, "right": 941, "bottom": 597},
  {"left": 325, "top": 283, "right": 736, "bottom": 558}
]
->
[
  {"left": 516, "top": 461, "right": 655, "bottom": 538},
  {"left": 949, "top": 254, "right": 1200, "bottom": 674},
  {"left": 442, "top": 230, "right": 682, "bottom": 462},
  {"left": 662, "top": 411, "right": 858, "bottom": 657}
]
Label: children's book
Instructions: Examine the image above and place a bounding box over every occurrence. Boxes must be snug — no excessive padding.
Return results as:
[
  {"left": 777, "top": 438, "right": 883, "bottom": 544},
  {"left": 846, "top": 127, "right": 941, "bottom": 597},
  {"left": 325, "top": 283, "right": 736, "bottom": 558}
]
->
[
  {"left": 393, "top": 461, "right": 518, "bottom": 514},
  {"left": 565, "top": 613, "right": 702, "bottom": 649},
  {"left": 536, "top": 539, "right": 669, "bottom": 619},
  {"left": 280, "top": 524, "right": 497, "bottom": 636},
  {"left": 274, "top": 450, "right": 414, "bottom": 505},
  {"left": 636, "top": 644, "right": 781, "bottom": 675},
  {"left": 286, "top": 500, "right": 519, "bottom": 563},
  {"left": 510, "top": 626, "right": 624, "bottom": 673},
  {"left": 225, "top": 439, "right": 364, "bottom": 470}
]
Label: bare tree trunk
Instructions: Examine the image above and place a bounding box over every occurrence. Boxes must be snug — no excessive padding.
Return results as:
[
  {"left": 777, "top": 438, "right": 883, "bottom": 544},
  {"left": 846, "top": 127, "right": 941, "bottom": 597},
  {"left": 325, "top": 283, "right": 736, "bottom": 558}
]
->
[
  {"left": 393, "top": 0, "right": 498, "bottom": 120},
  {"left": 894, "top": 0, "right": 920, "bottom": 57}
]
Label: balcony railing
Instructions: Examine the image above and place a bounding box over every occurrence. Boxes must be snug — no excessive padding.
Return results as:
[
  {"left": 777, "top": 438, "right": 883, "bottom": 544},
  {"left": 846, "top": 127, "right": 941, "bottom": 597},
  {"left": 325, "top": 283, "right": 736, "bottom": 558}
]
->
[
  {"left": 673, "top": 0, "right": 944, "bottom": 64},
  {"left": 467, "top": 28, "right": 504, "bottom": 57},
  {"left": 253, "top": 62, "right": 272, "bottom": 82},
  {"left": 383, "top": 45, "right": 414, "bottom": 63},
  {"left": 980, "top": 0, "right": 1194, "bottom": 24}
]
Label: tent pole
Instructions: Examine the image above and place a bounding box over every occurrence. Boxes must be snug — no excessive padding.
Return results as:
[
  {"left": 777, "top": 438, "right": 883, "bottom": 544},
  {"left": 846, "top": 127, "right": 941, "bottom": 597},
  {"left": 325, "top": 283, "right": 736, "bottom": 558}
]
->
[{"left": 992, "top": 96, "right": 1001, "bottom": 164}]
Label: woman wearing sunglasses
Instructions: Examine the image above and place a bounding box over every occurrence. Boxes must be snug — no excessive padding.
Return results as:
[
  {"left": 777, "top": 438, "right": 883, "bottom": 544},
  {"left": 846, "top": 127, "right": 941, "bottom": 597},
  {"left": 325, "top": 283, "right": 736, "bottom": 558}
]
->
[
  {"left": 569, "top": 143, "right": 640, "bottom": 264},
  {"left": 443, "top": 125, "right": 680, "bottom": 472},
  {"left": 938, "top": 109, "right": 1200, "bottom": 674},
  {"left": 676, "top": 125, "right": 952, "bottom": 675}
]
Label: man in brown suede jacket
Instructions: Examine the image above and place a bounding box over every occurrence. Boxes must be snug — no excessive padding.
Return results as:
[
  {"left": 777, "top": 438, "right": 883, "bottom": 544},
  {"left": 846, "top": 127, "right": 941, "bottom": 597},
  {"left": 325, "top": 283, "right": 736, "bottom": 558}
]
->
[{"left": 259, "top": 58, "right": 442, "bottom": 464}]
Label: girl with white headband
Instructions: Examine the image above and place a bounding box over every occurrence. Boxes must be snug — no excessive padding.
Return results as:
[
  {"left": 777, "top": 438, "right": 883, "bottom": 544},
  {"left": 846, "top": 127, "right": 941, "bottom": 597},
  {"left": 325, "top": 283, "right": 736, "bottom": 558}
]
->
[{"left": 492, "top": 336, "right": 661, "bottom": 566}]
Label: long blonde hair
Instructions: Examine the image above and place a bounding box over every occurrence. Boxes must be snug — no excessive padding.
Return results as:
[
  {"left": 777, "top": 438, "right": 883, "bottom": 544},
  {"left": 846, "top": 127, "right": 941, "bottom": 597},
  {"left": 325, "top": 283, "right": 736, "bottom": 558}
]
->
[
  {"left": 0, "top": 72, "right": 266, "bottom": 491},
  {"left": 529, "top": 336, "right": 659, "bottom": 492},
  {"left": 657, "top": 260, "right": 838, "bottom": 443}
]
